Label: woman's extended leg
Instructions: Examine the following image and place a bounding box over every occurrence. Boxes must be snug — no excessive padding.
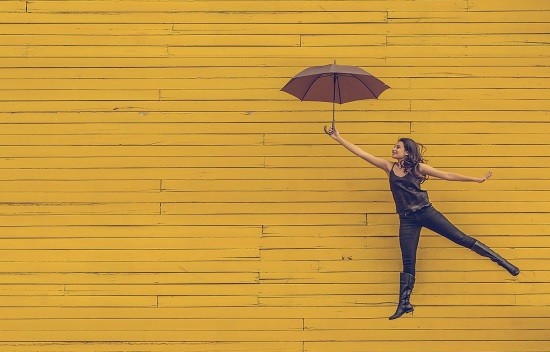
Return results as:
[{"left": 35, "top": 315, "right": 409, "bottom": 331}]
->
[{"left": 419, "top": 206, "right": 519, "bottom": 276}]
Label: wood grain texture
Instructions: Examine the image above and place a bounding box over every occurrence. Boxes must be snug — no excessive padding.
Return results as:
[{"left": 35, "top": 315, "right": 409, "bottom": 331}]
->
[{"left": 0, "top": 0, "right": 548, "bottom": 351}]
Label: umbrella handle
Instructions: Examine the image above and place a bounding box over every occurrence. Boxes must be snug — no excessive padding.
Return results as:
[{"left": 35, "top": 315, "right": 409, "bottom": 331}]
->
[{"left": 324, "top": 120, "right": 336, "bottom": 135}]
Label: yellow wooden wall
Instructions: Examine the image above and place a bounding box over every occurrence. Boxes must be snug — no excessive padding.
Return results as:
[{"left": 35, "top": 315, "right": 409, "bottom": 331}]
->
[{"left": 0, "top": 0, "right": 549, "bottom": 351}]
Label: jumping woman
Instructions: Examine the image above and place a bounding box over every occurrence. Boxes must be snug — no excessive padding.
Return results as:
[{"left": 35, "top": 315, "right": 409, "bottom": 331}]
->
[{"left": 326, "top": 126, "right": 520, "bottom": 320}]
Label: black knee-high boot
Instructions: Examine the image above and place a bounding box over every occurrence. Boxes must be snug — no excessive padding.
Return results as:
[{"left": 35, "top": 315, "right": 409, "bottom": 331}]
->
[
  {"left": 470, "top": 240, "right": 520, "bottom": 276},
  {"left": 389, "top": 272, "right": 415, "bottom": 320}
]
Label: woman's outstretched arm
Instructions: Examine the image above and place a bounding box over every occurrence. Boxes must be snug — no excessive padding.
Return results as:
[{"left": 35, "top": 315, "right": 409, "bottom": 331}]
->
[
  {"left": 419, "top": 163, "right": 493, "bottom": 183},
  {"left": 327, "top": 126, "right": 393, "bottom": 174}
]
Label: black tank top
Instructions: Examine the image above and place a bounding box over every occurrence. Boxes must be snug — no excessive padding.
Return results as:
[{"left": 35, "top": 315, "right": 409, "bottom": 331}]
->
[{"left": 389, "top": 163, "right": 431, "bottom": 215}]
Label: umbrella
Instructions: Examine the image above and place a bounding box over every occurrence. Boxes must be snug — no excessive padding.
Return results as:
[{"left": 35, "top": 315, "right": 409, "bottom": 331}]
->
[{"left": 281, "top": 62, "right": 390, "bottom": 134}]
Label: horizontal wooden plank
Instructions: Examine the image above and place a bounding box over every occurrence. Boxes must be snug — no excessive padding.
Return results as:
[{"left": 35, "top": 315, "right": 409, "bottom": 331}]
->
[
  {"left": 0, "top": 34, "right": 301, "bottom": 46},
  {"left": 161, "top": 201, "right": 550, "bottom": 215},
  {"left": 411, "top": 99, "right": 549, "bottom": 111},
  {"left": 267, "top": 133, "right": 550, "bottom": 146},
  {"left": 3, "top": 77, "right": 547, "bottom": 91},
  {"left": 261, "top": 235, "right": 547, "bottom": 250},
  {"left": 0, "top": 122, "right": 409, "bottom": 135},
  {"left": 1, "top": 56, "right": 547, "bottom": 68},
  {"left": 158, "top": 295, "right": 259, "bottom": 307},
  {"left": 0, "top": 295, "right": 157, "bottom": 308},
  {"left": 2, "top": 157, "right": 549, "bottom": 171},
  {"left": 0, "top": 23, "right": 174, "bottom": 35},
  {"left": 0, "top": 305, "right": 547, "bottom": 320},
  {"left": 265, "top": 156, "right": 550, "bottom": 168},
  {"left": 260, "top": 247, "right": 541, "bottom": 261},
  {"left": 409, "top": 77, "right": 550, "bottom": 89},
  {"left": 263, "top": 223, "right": 550, "bottom": 237},
  {"left": 162, "top": 179, "right": 550, "bottom": 192},
  {"left": 0, "top": 225, "right": 262, "bottom": 238},
  {"left": 305, "top": 341, "right": 549, "bottom": 352},
  {"left": 260, "top": 294, "right": 523, "bottom": 306},
  {"left": 0, "top": 237, "right": 260, "bottom": 250},
  {"left": 259, "top": 271, "right": 543, "bottom": 284},
  {"left": 0, "top": 144, "right": 548, "bottom": 158},
  {"left": 50, "top": 282, "right": 550, "bottom": 296},
  {"left": 0, "top": 258, "right": 268, "bottom": 276},
  {"left": 27, "top": 45, "right": 169, "bottom": 57},
  {"left": 162, "top": 88, "right": 550, "bottom": 101},
  {"left": 0, "top": 1, "right": 25, "bottom": 12},
  {"left": 164, "top": 45, "right": 550, "bottom": 58},
  {"left": 171, "top": 23, "right": 550, "bottom": 35},
  {"left": 0, "top": 249, "right": 260, "bottom": 262},
  {"left": 368, "top": 212, "right": 550, "bottom": 225},
  {"left": 1, "top": 87, "right": 549, "bottom": 103},
  {"left": 0, "top": 156, "right": 265, "bottom": 168},
  {"left": 0, "top": 247, "right": 536, "bottom": 265},
  {"left": 0, "top": 203, "right": 159, "bottom": 215},
  {"left": 0, "top": 166, "right": 548, "bottom": 182},
  {"left": 0, "top": 89, "right": 160, "bottom": 101},
  {"left": 468, "top": 0, "right": 550, "bottom": 11},
  {"left": 388, "top": 34, "right": 550, "bottom": 46},
  {"left": 0, "top": 180, "right": 159, "bottom": 192},
  {"left": 0, "top": 272, "right": 258, "bottom": 285},
  {"left": 388, "top": 10, "right": 550, "bottom": 23},
  {"left": 8, "top": 66, "right": 548, "bottom": 79},
  {"left": 0, "top": 317, "right": 545, "bottom": 332},
  {"left": 0, "top": 110, "right": 547, "bottom": 124},
  {"left": 317, "top": 260, "right": 543, "bottom": 274},
  {"left": 412, "top": 122, "right": 550, "bottom": 134},
  {"left": 0, "top": 100, "right": 406, "bottom": 112},
  {"left": 301, "top": 34, "right": 386, "bottom": 47},
  {"left": 0, "top": 342, "right": 303, "bottom": 352},
  {"left": 0, "top": 133, "right": 264, "bottom": 146},
  {"left": 0, "top": 12, "right": 388, "bottom": 24},
  {"left": 0, "top": 328, "right": 547, "bottom": 342},
  {"left": 0, "top": 214, "right": 367, "bottom": 226},
  {"left": 0, "top": 318, "right": 303, "bottom": 331},
  {"left": 26, "top": 1, "right": 467, "bottom": 13}
]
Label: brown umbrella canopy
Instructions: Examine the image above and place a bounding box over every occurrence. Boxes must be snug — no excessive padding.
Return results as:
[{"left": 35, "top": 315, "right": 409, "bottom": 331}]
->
[
  {"left": 281, "top": 63, "right": 389, "bottom": 103},
  {"left": 281, "top": 63, "right": 390, "bottom": 134}
]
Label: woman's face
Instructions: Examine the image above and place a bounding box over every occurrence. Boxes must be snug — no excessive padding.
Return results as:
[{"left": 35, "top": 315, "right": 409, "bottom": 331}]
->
[{"left": 392, "top": 141, "right": 408, "bottom": 160}]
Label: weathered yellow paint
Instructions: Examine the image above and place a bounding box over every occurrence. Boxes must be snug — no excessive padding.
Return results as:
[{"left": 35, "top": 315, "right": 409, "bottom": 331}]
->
[{"left": 0, "top": 0, "right": 548, "bottom": 351}]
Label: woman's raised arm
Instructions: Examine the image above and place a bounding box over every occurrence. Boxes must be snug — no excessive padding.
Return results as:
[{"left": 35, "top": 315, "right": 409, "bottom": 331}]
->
[{"left": 327, "top": 127, "right": 393, "bottom": 174}]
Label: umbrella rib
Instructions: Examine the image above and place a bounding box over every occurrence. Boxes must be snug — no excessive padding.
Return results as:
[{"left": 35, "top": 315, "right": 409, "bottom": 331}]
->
[
  {"left": 336, "top": 74, "right": 342, "bottom": 104},
  {"left": 355, "top": 74, "right": 380, "bottom": 98},
  {"left": 300, "top": 73, "right": 327, "bottom": 101}
]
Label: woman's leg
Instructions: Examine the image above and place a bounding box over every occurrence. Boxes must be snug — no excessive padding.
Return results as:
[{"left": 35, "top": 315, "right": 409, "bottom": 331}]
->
[
  {"left": 419, "top": 206, "right": 519, "bottom": 276},
  {"left": 389, "top": 215, "right": 421, "bottom": 320},
  {"left": 418, "top": 206, "right": 476, "bottom": 249},
  {"left": 399, "top": 215, "right": 422, "bottom": 276}
]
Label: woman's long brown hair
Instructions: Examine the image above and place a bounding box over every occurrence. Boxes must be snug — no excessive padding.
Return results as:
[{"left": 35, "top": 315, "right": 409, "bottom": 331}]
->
[{"left": 398, "top": 138, "right": 428, "bottom": 183}]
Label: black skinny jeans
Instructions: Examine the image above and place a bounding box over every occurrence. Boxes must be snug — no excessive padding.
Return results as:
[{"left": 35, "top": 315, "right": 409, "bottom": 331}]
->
[{"left": 399, "top": 205, "right": 476, "bottom": 276}]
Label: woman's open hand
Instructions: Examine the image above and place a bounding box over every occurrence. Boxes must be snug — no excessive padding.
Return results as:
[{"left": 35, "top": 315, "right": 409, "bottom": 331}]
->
[{"left": 477, "top": 171, "right": 493, "bottom": 183}]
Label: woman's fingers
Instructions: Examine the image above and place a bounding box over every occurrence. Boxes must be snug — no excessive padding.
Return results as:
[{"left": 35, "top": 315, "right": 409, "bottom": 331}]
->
[{"left": 479, "top": 171, "right": 493, "bottom": 183}]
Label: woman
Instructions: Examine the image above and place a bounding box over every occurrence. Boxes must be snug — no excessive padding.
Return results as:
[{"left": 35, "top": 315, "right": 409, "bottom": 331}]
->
[{"left": 326, "top": 127, "right": 520, "bottom": 320}]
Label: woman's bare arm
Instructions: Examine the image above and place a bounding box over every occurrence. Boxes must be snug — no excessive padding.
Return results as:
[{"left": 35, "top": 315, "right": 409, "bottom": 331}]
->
[
  {"left": 327, "top": 127, "right": 393, "bottom": 174},
  {"left": 419, "top": 163, "right": 493, "bottom": 183}
]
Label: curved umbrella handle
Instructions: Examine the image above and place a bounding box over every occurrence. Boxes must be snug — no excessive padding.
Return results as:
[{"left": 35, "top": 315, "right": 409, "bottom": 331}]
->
[{"left": 324, "top": 121, "right": 336, "bottom": 135}]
